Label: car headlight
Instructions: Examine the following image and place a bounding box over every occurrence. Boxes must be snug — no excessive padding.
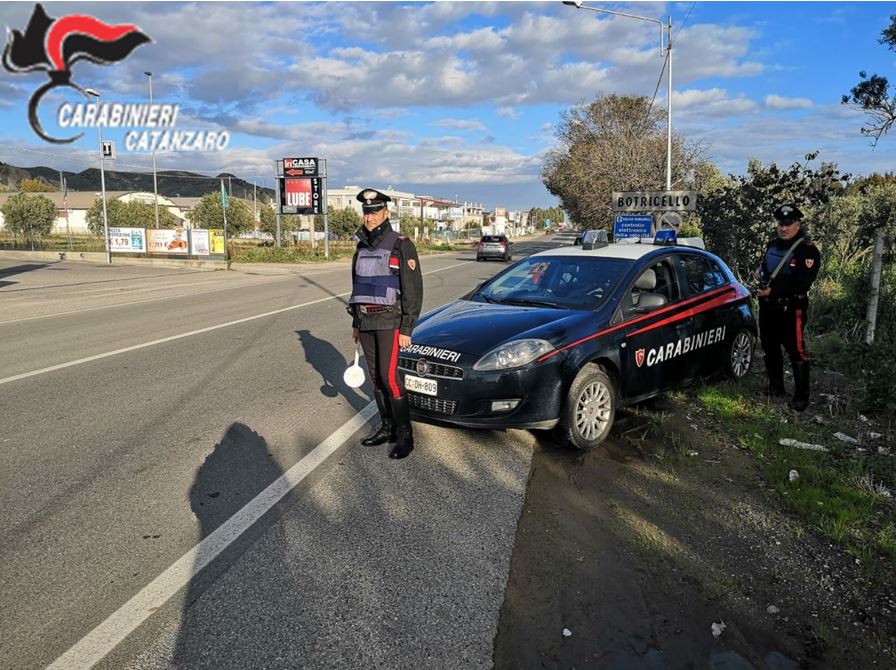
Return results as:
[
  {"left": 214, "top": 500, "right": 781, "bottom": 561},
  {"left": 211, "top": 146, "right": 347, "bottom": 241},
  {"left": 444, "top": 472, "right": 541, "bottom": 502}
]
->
[{"left": 473, "top": 339, "right": 554, "bottom": 371}]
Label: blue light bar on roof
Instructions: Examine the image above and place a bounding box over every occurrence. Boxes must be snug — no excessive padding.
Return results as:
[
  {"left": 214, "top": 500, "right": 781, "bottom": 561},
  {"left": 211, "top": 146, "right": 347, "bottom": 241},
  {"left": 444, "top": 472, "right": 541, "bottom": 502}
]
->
[{"left": 653, "top": 229, "right": 677, "bottom": 246}]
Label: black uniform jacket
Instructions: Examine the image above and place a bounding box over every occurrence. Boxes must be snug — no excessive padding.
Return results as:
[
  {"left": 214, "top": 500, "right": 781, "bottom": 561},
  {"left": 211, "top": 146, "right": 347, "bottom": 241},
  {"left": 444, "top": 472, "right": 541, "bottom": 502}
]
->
[
  {"left": 350, "top": 220, "right": 423, "bottom": 335},
  {"left": 758, "top": 229, "right": 821, "bottom": 309}
]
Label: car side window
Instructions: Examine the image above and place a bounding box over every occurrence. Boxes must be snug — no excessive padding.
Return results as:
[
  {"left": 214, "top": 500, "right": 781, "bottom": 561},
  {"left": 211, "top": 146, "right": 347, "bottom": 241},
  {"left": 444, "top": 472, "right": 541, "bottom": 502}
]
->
[
  {"left": 680, "top": 255, "right": 726, "bottom": 295},
  {"left": 621, "top": 259, "right": 679, "bottom": 320}
]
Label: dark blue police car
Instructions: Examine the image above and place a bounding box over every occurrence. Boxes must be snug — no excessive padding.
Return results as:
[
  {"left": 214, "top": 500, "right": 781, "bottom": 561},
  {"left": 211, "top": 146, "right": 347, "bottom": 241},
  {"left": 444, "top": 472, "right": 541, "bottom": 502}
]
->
[{"left": 398, "top": 234, "right": 757, "bottom": 449}]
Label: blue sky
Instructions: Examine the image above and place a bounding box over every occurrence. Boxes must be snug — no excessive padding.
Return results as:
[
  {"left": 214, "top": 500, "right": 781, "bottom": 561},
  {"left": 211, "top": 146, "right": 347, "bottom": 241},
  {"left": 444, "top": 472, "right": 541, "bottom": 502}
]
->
[{"left": 0, "top": 1, "right": 894, "bottom": 211}]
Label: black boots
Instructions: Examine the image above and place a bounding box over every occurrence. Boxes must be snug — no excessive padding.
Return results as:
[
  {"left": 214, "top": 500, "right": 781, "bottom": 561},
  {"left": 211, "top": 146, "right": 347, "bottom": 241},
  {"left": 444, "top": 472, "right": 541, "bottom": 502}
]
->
[
  {"left": 789, "top": 361, "right": 810, "bottom": 412},
  {"left": 361, "top": 390, "right": 395, "bottom": 446},
  {"left": 763, "top": 357, "right": 786, "bottom": 397},
  {"left": 388, "top": 394, "right": 414, "bottom": 459}
]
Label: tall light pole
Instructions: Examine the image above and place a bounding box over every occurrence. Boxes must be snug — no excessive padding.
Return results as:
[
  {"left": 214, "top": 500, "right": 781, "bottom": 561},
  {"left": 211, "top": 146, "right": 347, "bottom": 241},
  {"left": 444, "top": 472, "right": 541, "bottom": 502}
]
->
[
  {"left": 86, "top": 88, "right": 111, "bottom": 264},
  {"left": 144, "top": 71, "right": 161, "bottom": 228},
  {"left": 562, "top": 0, "right": 673, "bottom": 190}
]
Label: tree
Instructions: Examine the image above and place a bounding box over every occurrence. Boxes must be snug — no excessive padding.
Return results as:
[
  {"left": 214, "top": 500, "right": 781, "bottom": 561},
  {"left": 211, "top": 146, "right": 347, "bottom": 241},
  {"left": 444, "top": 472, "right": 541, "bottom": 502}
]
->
[
  {"left": 86, "top": 198, "right": 125, "bottom": 236},
  {"left": 527, "top": 206, "right": 565, "bottom": 230},
  {"left": 0, "top": 192, "right": 57, "bottom": 240},
  {"left": 123, "top": 201, "right": 179, "bottom": 229},
  {"left": 18, "top": 178, "right": 55, "bottom": 192},
  {"left": 190, "top": 192, "right": 253, "bottom": 235},
  {"left": 258, "top": 204, "right": 276, "bottom": 236},
  {"left": 541, "top": 94, "right": 703, "bottom": 230},
  {"left": 698, "top": 153, "right": 847, "bottom": 280},
  {"left": 842, "top": 15, "right": 896, "bottom": 146}
]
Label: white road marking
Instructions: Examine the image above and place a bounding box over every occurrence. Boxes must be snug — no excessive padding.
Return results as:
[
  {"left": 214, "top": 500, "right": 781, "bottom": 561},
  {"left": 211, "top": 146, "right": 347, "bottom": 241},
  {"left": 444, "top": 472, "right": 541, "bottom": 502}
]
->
[
  {"left": 0, "top": 261, "right": 470, "bottom": 386},
  {"left": 47, "top": 401, "right": 378, "bottom": 670}
]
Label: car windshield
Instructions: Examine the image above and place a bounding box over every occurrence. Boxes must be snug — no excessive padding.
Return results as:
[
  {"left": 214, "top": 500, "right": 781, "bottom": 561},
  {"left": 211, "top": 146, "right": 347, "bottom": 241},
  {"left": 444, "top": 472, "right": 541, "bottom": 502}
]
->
[{"left": 475, "top": 256, "right": 632, "bottom": 310}]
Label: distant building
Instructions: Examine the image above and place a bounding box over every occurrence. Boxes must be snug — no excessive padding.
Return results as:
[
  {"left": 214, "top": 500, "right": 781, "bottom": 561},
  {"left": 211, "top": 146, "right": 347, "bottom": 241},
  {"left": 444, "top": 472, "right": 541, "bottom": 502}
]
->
[{"left": 0, "top": 191, "right": 193, "bottom": 234}]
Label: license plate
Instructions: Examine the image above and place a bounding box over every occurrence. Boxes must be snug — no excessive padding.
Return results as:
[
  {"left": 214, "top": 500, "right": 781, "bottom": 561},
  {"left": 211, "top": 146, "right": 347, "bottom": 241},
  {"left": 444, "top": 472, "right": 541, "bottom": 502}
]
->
[{"left": 405, "top": 374, "right": 437, "bottom": 396}]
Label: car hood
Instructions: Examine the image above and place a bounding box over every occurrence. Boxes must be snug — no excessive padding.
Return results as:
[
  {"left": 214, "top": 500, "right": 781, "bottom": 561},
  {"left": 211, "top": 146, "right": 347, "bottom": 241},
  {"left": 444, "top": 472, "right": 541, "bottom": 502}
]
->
[{"left": 409, "top": 300, "right": 595, "bottom": 358}]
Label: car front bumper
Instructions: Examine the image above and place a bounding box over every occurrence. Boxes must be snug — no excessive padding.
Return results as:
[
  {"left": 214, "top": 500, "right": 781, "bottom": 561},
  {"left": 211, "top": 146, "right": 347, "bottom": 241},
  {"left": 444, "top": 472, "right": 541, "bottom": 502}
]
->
[{"left": 397, "top": 355, "right": 566, "bottom": 430}]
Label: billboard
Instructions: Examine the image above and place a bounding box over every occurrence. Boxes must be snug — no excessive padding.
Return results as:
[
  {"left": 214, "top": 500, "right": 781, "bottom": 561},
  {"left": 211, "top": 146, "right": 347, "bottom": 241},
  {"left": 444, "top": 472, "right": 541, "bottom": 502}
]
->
[
  {"left": 108, "top": 227, "right": 146, "bottom": 253},
  {"left": 279, "top": 177, "right": 322, "bottom": 215},
  {"left": 209, "top": 229, "right": 225, "bottom": 254},
  {"left": 282, "top": 157, "right": 318, "bottom": 177},
  {"left": 190, "top": 229, "right": 210, "bottom": 256},
  {"left": 613, "top": 214, "right": 653, "bottom": 239},
  {"left": 146, "top": 228, "right": 189, "bottom": 254}
]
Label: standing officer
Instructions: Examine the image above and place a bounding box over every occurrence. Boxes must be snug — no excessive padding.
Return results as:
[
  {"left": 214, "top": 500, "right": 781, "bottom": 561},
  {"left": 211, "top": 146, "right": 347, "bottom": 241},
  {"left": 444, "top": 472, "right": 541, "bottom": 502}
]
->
[
  {"left": 754, "top": 204, "right": 821, "bottom": 411},
  {"left": 348, "top": 188, "right": 423, "bottom": 459}
]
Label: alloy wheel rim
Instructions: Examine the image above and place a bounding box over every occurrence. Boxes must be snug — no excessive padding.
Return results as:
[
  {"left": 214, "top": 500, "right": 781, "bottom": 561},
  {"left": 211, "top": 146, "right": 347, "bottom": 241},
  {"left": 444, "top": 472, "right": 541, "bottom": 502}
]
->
[
  {"left": 731, "top": 332, "right": 752, "bottom": 377},
  {"left": 574, "top": 381, "right": 612, "bottom": 440}
]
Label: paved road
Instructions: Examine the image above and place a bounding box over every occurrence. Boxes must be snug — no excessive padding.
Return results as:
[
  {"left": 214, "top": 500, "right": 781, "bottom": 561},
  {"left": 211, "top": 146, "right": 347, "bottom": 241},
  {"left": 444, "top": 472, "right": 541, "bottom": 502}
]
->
[{"left": 0, "top": 236, "right": 565, "bottom": 669}]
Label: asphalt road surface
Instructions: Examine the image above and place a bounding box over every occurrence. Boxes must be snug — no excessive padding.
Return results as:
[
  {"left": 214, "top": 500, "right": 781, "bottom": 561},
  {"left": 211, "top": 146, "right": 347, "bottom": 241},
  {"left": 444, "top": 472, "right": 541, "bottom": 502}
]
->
[{"left": 0, "top": 235, "right": 566, "bottom": 669}]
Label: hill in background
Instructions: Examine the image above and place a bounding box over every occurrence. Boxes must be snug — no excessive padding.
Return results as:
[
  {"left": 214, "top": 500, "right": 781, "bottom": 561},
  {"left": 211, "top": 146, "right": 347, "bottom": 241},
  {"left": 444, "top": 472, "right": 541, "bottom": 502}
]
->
[{"left": 0, "top": 162, "right": 275, "bottom": 201}]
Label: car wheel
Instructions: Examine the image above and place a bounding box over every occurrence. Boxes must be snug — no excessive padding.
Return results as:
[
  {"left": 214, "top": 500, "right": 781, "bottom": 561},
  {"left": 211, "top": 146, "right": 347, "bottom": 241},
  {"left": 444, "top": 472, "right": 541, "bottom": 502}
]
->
[
  {"left": 725, "top": 329, "right": 754, "bottom": 379},
  {"left": 504, "top": 254, "right": 511, "bottom": 262},
  {"left": 559, "top": 364, "right": 616, "bottom": 450},
  {"left": 476, "top": 256, "right": 483, "bottom": 262}
]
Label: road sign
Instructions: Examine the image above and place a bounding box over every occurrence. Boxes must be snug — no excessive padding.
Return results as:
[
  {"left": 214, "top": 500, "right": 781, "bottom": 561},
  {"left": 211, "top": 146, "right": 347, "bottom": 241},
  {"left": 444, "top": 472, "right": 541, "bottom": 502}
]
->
[
  {"left": 101, "top": 141, "right": 116, "bottom": 160},
  {"left": 659, "top": 211, "right": 683, "bottom": 231},
  {"left": 612, "top": 190, "right": 696, "bottom": 212},
  {"left": 279, "top": 176, "right": 322, "bottom": 215},
  {"left": 613, "top": 214, "right": 653, "bottom": 239},
  {"left": 282, "top": 157, "right": 318, "bottom": 177}
]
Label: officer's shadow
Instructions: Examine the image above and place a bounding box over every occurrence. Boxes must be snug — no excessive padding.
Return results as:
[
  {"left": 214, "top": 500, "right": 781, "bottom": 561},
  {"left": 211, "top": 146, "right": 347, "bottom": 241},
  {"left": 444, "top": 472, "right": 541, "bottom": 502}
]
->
[{"left": 295, "top": 329, "right": 370, "bottom": 411}]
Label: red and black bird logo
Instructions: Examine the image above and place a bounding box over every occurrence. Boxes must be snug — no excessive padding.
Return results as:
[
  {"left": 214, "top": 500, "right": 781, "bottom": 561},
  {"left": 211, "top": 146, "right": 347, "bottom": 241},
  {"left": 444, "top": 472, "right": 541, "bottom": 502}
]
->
[{"left": 3, "top": 4, "right": 151, "bottom": 143}]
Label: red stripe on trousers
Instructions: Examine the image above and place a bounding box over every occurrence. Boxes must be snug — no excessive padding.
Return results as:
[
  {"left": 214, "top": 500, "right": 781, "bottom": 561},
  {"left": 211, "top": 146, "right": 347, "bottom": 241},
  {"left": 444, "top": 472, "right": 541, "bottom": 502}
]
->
[
  {"left": 388, "top": 329, "right": 401, "bottom": 398},
  {"left": 795, "top": 309, "right": 808, "bottom": 361}
]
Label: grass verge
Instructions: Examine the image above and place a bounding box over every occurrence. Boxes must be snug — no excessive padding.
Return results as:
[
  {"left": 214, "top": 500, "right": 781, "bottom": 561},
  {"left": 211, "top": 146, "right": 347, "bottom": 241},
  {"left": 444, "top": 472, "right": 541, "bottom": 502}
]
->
[{"left": 676, "top": 371, "right": 895, "bottom": 575}]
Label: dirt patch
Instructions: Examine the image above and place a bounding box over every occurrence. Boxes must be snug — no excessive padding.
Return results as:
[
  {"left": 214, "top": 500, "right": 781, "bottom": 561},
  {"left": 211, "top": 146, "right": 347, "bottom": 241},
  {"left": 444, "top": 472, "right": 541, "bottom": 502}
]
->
[{"left": 494, "top": 398, "right": 896, "bottom": 669}]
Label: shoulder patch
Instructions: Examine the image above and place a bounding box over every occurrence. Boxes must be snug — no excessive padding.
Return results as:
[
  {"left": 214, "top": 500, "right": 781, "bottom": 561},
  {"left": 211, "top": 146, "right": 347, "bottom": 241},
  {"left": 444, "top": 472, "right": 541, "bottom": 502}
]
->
[{"left": 408, "top": 259, "right": 417, "bottom": 271}]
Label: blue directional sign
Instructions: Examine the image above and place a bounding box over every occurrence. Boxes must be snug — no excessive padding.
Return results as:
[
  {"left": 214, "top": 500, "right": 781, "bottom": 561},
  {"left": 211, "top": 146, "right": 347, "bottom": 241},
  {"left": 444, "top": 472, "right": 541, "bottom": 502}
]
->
[{"left": 613, "top": 214, "right": 653, "bottom": 239}]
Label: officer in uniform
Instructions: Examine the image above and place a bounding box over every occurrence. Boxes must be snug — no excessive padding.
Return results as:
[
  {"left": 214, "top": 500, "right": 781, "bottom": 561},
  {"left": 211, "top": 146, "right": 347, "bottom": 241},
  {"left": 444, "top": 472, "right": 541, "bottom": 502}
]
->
[
  {"left": 754, "top": 204, "right": 821, "bottom": 411},
  {"left": 348, "top": 188, "right": 423, "bottom": 459}
]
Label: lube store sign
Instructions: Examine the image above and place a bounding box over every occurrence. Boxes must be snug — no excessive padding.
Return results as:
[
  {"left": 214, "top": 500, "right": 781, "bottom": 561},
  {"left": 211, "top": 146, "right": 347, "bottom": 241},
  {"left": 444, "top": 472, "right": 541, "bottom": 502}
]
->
[{"left": 613, "top": 191, "right": 696, "bottom": 212}]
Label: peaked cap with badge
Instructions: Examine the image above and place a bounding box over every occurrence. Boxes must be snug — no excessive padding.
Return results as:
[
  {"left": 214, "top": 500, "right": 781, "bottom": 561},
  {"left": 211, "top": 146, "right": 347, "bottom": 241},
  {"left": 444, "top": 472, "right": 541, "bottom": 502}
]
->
[
  {"left": 773, "top": 204, "right": 803, "bottom": 225},
  {"left": 357, "top": 188, "right": 392, "bottom": 213}
]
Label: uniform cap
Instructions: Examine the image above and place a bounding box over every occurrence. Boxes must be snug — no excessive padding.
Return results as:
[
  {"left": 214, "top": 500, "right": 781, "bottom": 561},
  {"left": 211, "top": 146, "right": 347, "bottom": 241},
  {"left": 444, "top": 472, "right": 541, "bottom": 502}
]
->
[
  {"left": 356, "top": 188, "right": 392, "bottom": 213},
  {"left": 773, "top": 204, "right": 803, "bottom": 224}
]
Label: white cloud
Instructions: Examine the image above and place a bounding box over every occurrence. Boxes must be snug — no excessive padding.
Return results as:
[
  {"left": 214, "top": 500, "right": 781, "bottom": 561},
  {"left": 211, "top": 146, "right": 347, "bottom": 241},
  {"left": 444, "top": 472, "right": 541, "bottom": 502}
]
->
[
  {"left": 764, "top": 94, "right": 813, "bottom": 110},
  {"left": 432, "top": 118, "right": 487, "bottom": 131}
]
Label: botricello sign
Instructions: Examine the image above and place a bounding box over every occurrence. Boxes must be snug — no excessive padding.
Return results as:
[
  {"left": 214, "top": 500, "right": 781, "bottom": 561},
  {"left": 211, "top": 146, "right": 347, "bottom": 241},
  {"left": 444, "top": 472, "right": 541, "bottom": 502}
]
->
[{"left": 612, "top": 191, "right": 696, "bottom": 212}]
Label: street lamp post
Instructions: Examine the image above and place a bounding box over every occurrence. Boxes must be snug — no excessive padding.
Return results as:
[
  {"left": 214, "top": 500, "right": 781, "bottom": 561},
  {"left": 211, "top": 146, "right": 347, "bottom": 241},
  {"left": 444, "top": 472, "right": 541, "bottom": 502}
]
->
[
  {"left": 144, "top": 71, "right": 160, "bottom": 228},
  {"left": 562, "top": 0, "right": 673, "bottom": 190},
  {"left": 86, "top": 88, "right": 111, "bottom": 264}
]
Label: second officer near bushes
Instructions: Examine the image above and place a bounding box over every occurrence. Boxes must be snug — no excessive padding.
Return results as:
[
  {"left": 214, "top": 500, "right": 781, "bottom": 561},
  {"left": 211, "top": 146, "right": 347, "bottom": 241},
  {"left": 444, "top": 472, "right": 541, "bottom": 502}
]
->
[
  {"left": 754, "top": 204, "right": 821, "bottom": 412},
  {"left": 348, "top": 188, "right": 423, "bottom": 459}
]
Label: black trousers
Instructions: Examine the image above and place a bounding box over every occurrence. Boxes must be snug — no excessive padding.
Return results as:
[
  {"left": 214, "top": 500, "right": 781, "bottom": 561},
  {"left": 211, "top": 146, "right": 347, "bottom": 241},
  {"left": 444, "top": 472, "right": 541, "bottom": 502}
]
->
[
  {"left": 359, "top": 329, "right": 405, "bottom": 399},
  {"left": 759, "top": 301, "right": 809, "bottom": 379}
]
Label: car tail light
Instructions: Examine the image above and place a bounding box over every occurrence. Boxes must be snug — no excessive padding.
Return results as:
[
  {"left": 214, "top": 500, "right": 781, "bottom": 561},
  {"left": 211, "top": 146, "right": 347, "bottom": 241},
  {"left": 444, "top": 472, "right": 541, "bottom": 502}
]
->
[
  {"left": 478, "top": 242, "right": 484, "bottom": 248},
  {"left": 500, "top": 241, "right": 507, "bottom": 248}
]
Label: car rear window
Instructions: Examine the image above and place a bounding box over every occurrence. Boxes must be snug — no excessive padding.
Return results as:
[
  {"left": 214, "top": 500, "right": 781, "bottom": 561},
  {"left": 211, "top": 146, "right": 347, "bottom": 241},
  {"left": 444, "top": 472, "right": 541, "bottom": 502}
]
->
[
  {"left": 481, "top": 236, "right": 505, "bottom": 243},
  {"left": 476, "top": 256, "right": 632, "bottom": 310}
]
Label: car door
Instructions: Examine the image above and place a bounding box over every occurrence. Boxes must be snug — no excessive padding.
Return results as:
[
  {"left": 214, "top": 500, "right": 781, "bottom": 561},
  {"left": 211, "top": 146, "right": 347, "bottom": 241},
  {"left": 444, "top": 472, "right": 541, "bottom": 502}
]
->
[
  {"left": 674, "top": 252, "right": 732, "bottom": 379},
  {"left": 617, "top": 256, "right": 689, "bottom": 400}
]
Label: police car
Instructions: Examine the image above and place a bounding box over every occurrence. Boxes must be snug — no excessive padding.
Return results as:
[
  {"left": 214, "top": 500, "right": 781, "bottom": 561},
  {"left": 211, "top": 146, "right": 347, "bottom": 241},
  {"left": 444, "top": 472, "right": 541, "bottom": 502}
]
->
[{"left": 398, "top": 232, "right": 757, "bottom": 449}]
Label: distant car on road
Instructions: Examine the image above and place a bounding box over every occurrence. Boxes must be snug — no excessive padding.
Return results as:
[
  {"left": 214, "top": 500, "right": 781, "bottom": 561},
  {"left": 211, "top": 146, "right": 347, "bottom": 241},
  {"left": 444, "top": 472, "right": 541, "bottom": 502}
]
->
[
  {"left": 476, "top": 234, "right": 513, "bottom": 262},
  {"left": 400, "top": 234, "right": 757, "bottom": 450}
]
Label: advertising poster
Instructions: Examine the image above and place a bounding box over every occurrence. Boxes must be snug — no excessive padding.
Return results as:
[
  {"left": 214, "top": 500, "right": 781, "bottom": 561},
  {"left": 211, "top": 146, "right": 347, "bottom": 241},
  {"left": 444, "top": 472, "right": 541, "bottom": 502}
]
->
[
  {"left": 279, "top": 177, "right": 321, "bottom": 215},
  {"left": 209, "top": 229, "right": 225, "bottom": 254},
  {"left": 146, "top": 228, "right": 189, "bottom": 254},
  {"left": 108, "top": 227, "right": 146, "bottom": 253},
  {"left": 190, "top": 229, "right": 210, "bottom": 256}
]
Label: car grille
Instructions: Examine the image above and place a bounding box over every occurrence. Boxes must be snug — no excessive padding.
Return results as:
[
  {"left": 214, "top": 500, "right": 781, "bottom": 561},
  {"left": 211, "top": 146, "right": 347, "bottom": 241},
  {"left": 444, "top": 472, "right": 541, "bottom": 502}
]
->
[
  {"left": 408, "top": 393, "right": 458, "bottom": 415},
  {"left": 398, "top": 357, "right": 464, "bottom": 379}
]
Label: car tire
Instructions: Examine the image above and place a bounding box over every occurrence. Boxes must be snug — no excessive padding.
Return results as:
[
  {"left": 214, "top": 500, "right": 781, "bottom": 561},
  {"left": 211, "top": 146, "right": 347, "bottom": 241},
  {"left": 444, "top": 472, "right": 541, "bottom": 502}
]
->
[
  {"left": 725, "top": 328, "right": 755, "bottom": 379},
  {"left": 559, "top": 364, "right": 616, "bottom": 450},
  {"left": 504, "top": 254, "right": 511, "bottom": 263},
  {"left": 476, "top": 256, "right": 483, "bottom": 262}
]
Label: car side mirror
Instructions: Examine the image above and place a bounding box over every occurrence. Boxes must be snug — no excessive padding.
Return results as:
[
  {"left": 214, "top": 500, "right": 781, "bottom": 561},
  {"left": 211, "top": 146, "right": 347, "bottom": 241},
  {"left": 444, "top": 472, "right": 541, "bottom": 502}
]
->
[{"left": 636, "top": 293, "right": 667, "bottom": 312}]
